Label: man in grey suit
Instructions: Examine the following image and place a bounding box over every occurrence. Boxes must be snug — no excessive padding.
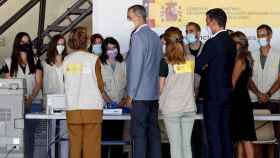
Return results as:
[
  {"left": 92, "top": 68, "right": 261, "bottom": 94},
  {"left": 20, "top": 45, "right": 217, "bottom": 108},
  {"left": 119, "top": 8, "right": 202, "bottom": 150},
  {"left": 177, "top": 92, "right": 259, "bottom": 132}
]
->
[{"left": 126, "top": 5, "right": 162, "bottom": 158}]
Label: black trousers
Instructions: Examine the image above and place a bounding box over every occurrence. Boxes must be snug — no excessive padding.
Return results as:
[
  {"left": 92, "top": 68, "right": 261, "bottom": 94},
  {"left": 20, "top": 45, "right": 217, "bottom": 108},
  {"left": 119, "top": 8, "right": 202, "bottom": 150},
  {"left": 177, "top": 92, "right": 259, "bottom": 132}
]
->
[
  {"left": 102, "top": 120, "right": 124, "bottom": 158},
  {"left": 131, "top": 100, "right": 162, "bottom": 158},
  {"left": 203, "top": 103, "right": 233, "bottom": 158}
]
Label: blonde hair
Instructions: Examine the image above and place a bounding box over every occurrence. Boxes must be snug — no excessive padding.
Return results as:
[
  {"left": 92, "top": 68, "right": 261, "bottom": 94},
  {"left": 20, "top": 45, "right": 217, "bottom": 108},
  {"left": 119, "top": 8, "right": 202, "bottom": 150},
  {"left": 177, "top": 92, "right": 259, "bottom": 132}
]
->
[
  {"left": 164, "top": 27, "right": 186, "bottom": 64},
  {"left": 230, "top": 31, "right": 253, "bottom": 66}
]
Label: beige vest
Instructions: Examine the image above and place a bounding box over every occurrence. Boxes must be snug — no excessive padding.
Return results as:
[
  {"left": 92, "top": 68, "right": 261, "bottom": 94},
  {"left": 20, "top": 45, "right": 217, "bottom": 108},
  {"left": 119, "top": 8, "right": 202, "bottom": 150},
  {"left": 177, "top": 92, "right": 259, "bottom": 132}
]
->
[
  {"left": 101, "top": 61, "right": 127, "bottom": 102},
  {"left": 63, "top": 51, "right": 104, "bottom": 110},
  {"left": 42, "top": 61, "right": 64, "bottom": 95},
  {"left": 249, "top": 49, "right": 280, "bottom": 101},
  {"left": 159, "top": 55, "right": 196, "bottom": 115}
]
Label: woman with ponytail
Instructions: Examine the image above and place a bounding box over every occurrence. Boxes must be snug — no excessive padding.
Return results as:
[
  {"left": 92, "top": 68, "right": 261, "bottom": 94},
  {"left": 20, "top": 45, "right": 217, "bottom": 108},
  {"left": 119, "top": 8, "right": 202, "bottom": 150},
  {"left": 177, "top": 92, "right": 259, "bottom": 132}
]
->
[{"left": 159, "top": 27, "right": 196, "bottom": 158}]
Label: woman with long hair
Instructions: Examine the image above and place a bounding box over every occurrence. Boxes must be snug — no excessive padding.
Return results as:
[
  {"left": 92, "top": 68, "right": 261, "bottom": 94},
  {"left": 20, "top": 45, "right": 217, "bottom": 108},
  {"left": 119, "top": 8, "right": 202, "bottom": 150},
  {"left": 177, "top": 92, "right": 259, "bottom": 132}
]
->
[
  {"left": 43, "top": 34, "right": 68, "bottom": 158},
  {"left": 159, "top": 27, "right": 196, "bottom": 158},
  {"left": 230, "top": 31, "right": 256, "bottom": 158},
  {"left": 43, "top": 34, "right": 67, "bottom": 94},
  {"left": 3, "top": 32, "right": 43, "bottom": 158},
  {"left": 4, "top": 32, "right": 42, "bottom": 103}
]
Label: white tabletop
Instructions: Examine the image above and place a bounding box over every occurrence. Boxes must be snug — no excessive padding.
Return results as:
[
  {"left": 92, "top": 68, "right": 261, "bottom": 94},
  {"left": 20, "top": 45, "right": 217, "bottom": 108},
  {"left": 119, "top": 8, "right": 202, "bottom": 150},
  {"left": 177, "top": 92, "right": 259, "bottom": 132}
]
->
[
  {"left": 25, "top": 113, "right": 132, "bottom": 120},
  {"left": 25, "top": 113, "right": 280, "bottom": 121}
]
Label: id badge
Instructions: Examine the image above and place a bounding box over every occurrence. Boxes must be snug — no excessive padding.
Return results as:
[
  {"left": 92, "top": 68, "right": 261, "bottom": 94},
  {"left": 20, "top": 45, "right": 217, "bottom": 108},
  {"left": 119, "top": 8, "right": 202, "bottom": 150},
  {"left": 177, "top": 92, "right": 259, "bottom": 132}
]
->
[
  {"left": 66, "top": 64, "right": 83, "bottom": 75},
  {"left": 173, "top": 60, "right": 195, "bottom": 74}
]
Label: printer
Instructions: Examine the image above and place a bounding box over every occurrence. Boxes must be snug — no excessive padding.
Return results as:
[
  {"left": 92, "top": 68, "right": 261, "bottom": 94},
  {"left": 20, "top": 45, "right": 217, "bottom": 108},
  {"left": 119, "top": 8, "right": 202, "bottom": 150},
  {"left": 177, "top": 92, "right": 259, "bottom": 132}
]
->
[
  {"left": 0, "top": 78, "right": 25, "bottom": 158},
  {"left": 45, "top": 94, "right": 66, "bottom": 115}
]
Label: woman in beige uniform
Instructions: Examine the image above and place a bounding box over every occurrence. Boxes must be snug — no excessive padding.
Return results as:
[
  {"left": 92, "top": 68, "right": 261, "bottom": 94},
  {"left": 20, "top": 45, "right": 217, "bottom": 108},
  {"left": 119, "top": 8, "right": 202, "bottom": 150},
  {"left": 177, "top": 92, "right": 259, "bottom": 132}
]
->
[{"left": 63, "top": 27, "right": 106, "bottom": 158}]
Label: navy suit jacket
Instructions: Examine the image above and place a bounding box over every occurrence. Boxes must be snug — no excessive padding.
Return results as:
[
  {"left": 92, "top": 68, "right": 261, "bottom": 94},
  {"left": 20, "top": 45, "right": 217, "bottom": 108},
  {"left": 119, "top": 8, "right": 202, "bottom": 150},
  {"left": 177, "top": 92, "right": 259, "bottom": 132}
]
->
[{"left": 195, "top": 31, "right": 236, "bottom": 106}]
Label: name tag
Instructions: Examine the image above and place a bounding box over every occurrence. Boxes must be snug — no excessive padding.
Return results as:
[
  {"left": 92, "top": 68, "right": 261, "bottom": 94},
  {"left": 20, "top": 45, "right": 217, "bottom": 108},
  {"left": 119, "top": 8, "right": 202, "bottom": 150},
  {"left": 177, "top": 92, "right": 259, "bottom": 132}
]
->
[
  {"left": 173, "top": 60, "right": 195, "bottom": 74},
  {"left": 66, "top": 64, "right": 83, "bottom": 75}
]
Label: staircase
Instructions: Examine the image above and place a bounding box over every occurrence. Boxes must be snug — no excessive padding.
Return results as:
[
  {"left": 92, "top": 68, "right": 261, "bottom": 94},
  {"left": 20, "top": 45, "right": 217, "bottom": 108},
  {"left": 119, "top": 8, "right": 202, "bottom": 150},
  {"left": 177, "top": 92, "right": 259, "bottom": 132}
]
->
[
  {"left": 33, "top": 0, "right": 93, "bottom": 55},
  {"left": 0, "top": 0, "right": 93, "bottom": 56},
  {"left": 0, "top": 0, "right": 8, "bottom": 7},
  {"left": 0, "top": 0, "right": 41, "bottom": 35}
]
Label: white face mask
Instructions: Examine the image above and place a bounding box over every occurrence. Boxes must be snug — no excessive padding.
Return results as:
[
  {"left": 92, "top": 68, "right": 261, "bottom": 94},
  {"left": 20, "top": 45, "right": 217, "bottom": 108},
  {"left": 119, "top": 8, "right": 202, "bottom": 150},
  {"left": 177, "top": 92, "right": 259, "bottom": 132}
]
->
[
  {"left": 56, "top": 45, "right": 65, "bottom": 55},
  {"left": 258, "top": 38, "right": 269, "bottom": 47},
  {"left": 128, "top": 21, "right": 135, "bottom": 31}
]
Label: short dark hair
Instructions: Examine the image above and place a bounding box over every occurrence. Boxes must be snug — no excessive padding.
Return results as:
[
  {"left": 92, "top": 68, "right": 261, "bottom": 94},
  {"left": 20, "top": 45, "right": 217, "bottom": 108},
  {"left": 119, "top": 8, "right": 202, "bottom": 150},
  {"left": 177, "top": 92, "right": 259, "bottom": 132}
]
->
[
  {"left": 68, "top": 27, "right": 88, "bottom": 50},
  {"left": 90, "top": 33, "right": 104, "bottom": 45},
  {"left": 100, "top": 37, "right": 124, "bottom": 64},
  {"left": 128, "top": 5, "right": 147, "bottom": 21},
  {"left": 257, "top": 24, "right": 273, "bottom": 35},
  {"left": 206, "top": 8, "right": 227, "bottom": 28},
  {"left": 186, "top": 22, "right": 201, "bottom": 32}
]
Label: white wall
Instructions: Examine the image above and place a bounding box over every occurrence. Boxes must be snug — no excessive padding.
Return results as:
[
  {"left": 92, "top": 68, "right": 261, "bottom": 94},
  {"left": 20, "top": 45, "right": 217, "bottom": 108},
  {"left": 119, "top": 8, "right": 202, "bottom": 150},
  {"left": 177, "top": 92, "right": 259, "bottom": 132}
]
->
[
  {"left": 92, "top": 0, "right": 142, "bottom": 54},
  {"left": 92, "top": 0, "right": 280, "bottom": 53}
]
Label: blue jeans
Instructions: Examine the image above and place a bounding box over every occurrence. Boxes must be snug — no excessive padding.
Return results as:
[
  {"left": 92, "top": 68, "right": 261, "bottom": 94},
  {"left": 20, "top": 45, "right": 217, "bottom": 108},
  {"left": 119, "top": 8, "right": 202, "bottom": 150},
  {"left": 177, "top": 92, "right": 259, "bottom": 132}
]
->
[
  {"left": 131, "top": 100, "right": 162, "bottom": 158},
  {"left": 163, "top": 112, "right": 195, "bottom": 158}
]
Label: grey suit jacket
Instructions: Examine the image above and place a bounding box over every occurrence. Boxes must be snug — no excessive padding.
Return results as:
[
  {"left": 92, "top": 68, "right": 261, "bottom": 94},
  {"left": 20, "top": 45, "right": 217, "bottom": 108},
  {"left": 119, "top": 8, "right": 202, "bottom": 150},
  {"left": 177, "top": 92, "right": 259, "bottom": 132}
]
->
[{"left": 127, "top": 25, "right": 163, "bottom": 101}]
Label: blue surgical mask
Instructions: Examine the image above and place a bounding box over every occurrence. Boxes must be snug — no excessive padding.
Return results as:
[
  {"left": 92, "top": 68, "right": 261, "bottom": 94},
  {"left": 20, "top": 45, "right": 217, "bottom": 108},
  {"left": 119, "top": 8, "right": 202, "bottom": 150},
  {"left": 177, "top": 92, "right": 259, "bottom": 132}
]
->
[
  {"left": 258, "top": 38, "right": 269, "bottom": 47},
  {"left": 186, "top": 33, "right": 197, "bottom": 44},
  {"left": 92, "top": 44, "right": 102, "bottom": 55}
]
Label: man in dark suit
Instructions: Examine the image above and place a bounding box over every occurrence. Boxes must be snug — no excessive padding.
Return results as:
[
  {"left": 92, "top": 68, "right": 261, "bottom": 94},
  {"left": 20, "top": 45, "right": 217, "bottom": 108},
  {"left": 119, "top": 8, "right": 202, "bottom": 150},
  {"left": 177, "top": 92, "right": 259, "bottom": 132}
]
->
[{"left": 195, "top": 8, "right": 236, "bottom": 158}]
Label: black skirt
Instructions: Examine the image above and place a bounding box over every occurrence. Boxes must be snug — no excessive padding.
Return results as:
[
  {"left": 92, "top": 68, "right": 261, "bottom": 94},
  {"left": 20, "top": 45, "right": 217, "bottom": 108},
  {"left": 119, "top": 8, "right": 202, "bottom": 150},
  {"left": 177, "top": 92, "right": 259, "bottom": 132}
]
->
[{"left": 231, "top": 104, "right": 257, "bottom": 141}]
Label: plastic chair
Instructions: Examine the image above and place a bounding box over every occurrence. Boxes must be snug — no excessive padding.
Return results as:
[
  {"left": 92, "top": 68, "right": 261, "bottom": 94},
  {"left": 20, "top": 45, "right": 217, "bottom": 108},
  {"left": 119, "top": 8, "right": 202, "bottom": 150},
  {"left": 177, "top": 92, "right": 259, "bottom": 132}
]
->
[{"left": 253, "top": 109, "right": 280, "bottom": 158}]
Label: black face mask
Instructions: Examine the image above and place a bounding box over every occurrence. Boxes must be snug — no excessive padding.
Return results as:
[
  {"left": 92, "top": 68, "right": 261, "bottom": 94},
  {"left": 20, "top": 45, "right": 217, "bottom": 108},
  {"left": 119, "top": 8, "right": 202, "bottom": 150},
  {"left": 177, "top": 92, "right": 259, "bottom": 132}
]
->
[{"left": 18, "top": 43, "right": 32, "bottom": 53}]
